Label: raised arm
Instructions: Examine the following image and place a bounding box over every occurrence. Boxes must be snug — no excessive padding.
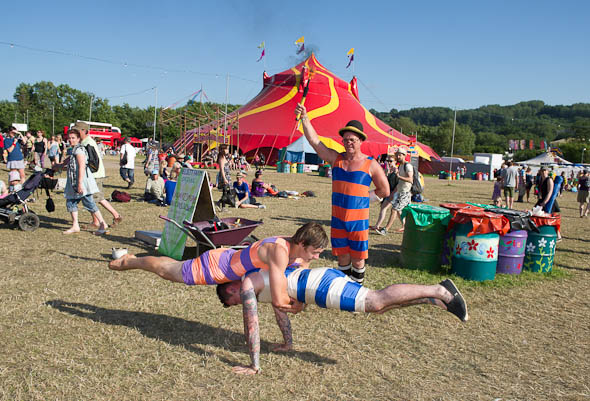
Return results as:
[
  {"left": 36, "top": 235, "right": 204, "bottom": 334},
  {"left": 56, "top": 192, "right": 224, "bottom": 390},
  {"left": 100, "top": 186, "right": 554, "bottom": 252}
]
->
[{"left": 295, "top": 103, "right": 339, "bottom": 165}]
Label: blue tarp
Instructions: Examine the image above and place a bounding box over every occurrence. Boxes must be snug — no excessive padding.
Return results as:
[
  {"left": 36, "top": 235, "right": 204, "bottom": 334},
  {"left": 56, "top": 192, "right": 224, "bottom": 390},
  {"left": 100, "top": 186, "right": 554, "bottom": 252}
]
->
[{"left": 283, "top": 136, "right": 321, "bottom": 164}]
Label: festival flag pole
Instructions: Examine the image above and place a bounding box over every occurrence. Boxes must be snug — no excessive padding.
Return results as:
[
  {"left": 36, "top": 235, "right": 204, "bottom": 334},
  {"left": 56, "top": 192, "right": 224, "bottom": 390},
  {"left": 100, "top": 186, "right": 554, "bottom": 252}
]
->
[
  {"left": 346, "top": 48, "right": 355, "bottom": 74},
  {"left": 448, "top": 109, "right": 457, "bottom": 186}
]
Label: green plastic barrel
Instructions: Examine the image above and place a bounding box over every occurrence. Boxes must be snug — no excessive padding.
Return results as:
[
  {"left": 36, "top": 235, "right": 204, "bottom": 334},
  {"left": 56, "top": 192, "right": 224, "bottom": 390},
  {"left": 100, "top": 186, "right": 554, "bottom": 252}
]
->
[
  {"left": 318, "top": 164, "right": 326, "bottom": 176},
  {"left": 451, "top": 223, "right": 499, "bottom": 281},
  {"left": 297, "top": 163, "right": 304, "bottom": 173},
  {"left": 523, "top": 226, "right": 557, "bottom": 273},
  {"left": 281, "top": 163, "right": 290, "bottom": 173},
  {"left": 276, "top": 161, "right": 282, "bottom": 172},
  {"left": 401, "top": 204, "right": 451, "bottom": 272}
]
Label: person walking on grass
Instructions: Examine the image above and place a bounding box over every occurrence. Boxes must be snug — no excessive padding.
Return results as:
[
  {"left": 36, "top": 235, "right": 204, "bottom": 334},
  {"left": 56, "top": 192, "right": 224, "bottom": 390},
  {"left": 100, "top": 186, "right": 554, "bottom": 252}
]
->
[
  {"left": 295, "top": 103, "right": 389, "bottom": 285},
  {"left": 216, "top": 267, "right": 468, "bottom": 375},
  {"left": 119, "top": 137, "right": 137, "bottom": 189},
  {"left": 75, "top": 122, "right": 123, "bottom": 228},
  {"left": 63, "top": 128, "right": 108, "bottom": 235},
  {"left": 373, "top": 155, "right": 399, "bottom": 234},
  {"left": 577, "top": 170, "right": 589, "bottom": 218},
  {"left": 375, "top": 147, "right": 413, "bottom": 235},
  {"left": 502, "top": 161, "right": 518, "bottom": 209}
]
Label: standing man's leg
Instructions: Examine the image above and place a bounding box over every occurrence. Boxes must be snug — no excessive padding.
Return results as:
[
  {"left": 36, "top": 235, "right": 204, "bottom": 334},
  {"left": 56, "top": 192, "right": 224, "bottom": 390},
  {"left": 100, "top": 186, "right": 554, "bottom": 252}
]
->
[{"left": 128, "top": 168, "right": 135, "bottom": 188}]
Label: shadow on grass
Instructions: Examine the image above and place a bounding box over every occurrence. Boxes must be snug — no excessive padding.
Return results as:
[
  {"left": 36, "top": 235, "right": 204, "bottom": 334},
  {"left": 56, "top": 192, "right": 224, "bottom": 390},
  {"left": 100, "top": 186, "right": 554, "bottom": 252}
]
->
[
  {"left": 38, "top": 214, "right": 70, "bottom": 229},
  {"left": 556, "top": 264, "right": 590, "bottom": 272},
  {"left": 46, "top": 300, "right": 337, "bottom": 367},
  {"left": 562, "top": 235, "right": 590, "bottom": 243},
  {"left": 272, "top": 215, "right": 331, "bottom": 226},
  {"left": 556, "top": 247, "right": 590, "bottom": 256}
]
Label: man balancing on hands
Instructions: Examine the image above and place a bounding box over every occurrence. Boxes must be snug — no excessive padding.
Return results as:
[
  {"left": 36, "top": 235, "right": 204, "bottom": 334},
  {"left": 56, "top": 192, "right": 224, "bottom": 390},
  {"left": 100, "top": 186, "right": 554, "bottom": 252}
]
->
[
  {"left": 217, "top": 267, "right": 468, "bottom": 375},
  {"left": 295, "top": 103, "right": 389, "bottom": 284},
  {"left": 108, "top": 222, "right": 329, "bottom": 313}
]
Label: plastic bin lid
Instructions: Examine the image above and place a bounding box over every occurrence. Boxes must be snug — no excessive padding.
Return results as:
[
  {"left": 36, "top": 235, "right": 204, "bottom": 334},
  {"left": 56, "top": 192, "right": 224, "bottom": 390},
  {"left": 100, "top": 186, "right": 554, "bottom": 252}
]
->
[
  {"left": 401, "top": 204, "right": 451, "bottom": 227},
  {"left": 448, "top": 209, "right": 510, "bottom": 237},
  {"left": 530, "top": 213, "right": 561, "bottom": 233},
  {"left": 440, "top": 203, "right": 483, "bottom": 216},
  {"left": 465, "top": 201, "right": 495, "bottom": 210},
  {"left": 488, "top": 208, "right": 539, "bottom": 232}
]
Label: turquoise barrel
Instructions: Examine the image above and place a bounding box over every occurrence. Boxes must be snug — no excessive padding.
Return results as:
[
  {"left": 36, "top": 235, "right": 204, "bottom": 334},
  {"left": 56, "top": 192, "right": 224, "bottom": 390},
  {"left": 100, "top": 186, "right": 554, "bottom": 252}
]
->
[
  {"left": 281, "top": 162, "right": 290, "bottom": 173},
  {"left": 276, "top": 161, "right": 282, "bottom": 172},
  {"left": 523, "top": 226, "right": 557, "bottom": 272},
  {"left": 451, "top": 223, "right": 499, "bottom": 281},
  {"left": 439, "top": 203, "right": 484, "bottom": 266},
  {"left": 401, "top": 204, "right": 451, "bottom": 272},
  {"left": 296, "top": 163, "right": 304, "bottom": 173},
  {"left": 318, "top": 164, "right": 326, "bottom": 176},
  {"left": 497, "top": 230, "right": 528, "bottom": 274}
]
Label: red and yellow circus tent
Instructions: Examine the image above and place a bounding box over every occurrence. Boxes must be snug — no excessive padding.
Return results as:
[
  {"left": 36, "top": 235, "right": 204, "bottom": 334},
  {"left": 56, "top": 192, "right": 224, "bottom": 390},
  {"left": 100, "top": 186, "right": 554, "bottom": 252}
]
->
[{"left": 175, "top": 54, "right": 440, "bottom": 161}]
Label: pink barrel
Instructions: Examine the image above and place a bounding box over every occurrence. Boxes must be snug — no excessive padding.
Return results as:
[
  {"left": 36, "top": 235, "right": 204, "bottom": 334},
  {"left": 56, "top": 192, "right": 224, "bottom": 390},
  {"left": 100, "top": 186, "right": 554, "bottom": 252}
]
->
[{"left": 496, "top": 230, "right": 528, "bottom": 274}]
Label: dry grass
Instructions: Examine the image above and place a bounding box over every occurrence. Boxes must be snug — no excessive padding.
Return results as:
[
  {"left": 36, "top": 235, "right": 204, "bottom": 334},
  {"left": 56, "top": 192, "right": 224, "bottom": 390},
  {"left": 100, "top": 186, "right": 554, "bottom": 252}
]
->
[{"left": 1, "top": 157, "right": 589, "bottom": 400}]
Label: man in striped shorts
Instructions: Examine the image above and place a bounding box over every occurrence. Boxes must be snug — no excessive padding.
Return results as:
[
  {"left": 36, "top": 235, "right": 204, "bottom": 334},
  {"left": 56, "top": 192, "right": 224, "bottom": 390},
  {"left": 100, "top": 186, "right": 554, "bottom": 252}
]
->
[
  {"left": 296, "top": 103, "right": 390, "bottom": 284},
  {"left": 217, "top": 267, "right": 468, "bottom": 374},
  {"left": 108, "top": 222, "right": 329, "bottom": 313}
]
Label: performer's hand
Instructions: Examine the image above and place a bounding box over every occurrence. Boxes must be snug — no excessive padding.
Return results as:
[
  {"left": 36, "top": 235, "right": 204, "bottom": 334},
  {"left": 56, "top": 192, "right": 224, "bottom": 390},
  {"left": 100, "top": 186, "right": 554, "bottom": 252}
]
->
[
  {"left": 270, "top": 343, "right": 292, "bottom": 352},
  {"left": 295, "top": 103, "right": 308, "bottom": 119},
  {"left": 232, "top": 365, "right": 260, "bottom": 375},
  {"left": 277, "top": 299, "right": 304, "bottom": 314}
]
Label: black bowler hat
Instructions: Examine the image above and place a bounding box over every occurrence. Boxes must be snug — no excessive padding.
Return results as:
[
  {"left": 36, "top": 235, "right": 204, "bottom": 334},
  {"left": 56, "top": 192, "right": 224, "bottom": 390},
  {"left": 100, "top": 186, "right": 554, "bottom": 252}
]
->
[{"left": 338, "top": 120, "right": 367, "bottom": 141}]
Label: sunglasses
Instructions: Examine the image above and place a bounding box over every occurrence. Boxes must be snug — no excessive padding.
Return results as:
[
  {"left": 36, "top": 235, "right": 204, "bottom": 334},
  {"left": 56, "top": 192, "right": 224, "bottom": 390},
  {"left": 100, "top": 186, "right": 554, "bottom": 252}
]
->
[{"left": 386, "top": 159, "right": 394, "bottom": 162}]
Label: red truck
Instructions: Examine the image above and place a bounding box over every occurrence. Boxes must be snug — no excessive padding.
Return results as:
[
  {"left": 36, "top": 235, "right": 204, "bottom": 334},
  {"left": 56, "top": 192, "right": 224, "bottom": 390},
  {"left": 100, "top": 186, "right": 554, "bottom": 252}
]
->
[{"left": 64, "top": 121, "right": 142, "bottom": 148}]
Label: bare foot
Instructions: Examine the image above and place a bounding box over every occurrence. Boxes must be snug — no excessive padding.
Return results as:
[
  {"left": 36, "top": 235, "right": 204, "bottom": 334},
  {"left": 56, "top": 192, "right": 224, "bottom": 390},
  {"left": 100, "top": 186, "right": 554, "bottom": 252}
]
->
[
  {"left": 63, "top": 227, "right": 80, "bottom": 235},
  {"left": 81, "top": 223, "right": 100, "bottom": 230},
  {"left": 232, "top": 365, "right": 259, "bottom": 375},
  {"left": 109, "top": 254, "right": 137, "bottom": 270}
]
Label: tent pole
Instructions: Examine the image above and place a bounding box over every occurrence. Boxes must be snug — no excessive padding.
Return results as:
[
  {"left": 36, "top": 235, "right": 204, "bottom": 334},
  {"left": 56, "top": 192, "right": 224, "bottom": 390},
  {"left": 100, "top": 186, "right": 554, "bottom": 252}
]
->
[{"left": 448, "top": 109, "right": 457, "bottom": 186}]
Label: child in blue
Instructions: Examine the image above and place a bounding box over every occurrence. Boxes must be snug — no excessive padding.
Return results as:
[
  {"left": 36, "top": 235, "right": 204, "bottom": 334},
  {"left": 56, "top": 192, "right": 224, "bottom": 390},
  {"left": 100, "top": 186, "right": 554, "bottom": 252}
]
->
[{"left": 233, "top": 172, "right": 266, "bottom": 209}]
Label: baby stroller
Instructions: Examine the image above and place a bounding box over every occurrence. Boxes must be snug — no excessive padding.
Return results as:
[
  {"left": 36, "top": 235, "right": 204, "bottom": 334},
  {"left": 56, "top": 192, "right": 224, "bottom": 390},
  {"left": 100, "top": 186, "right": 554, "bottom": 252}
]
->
[{"left": 0, "top": 170, "right": 45, "bottom": 231}]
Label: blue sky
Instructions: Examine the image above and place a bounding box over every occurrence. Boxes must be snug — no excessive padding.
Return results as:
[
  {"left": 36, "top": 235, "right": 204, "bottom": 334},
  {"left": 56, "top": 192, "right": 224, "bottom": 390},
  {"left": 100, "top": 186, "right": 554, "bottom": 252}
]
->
[{"left": 1, "top": 0, "right": 589, "bottom": 112}]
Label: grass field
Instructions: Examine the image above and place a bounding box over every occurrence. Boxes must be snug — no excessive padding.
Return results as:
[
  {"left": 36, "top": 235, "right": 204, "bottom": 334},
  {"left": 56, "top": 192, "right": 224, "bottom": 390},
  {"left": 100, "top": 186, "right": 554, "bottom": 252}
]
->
[{"left": 1, "top": 157, "right": 589, "bottom": 400}]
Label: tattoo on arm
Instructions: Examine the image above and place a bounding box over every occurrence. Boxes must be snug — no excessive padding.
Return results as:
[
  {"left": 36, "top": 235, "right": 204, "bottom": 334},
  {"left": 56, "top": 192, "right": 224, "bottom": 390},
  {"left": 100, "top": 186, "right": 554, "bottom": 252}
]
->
[
  {"left": 273, "top": 307, "right": 293, "bottom": 346},
  {"left": 241, "top": 287, "right": 260, "bottom": 371}
]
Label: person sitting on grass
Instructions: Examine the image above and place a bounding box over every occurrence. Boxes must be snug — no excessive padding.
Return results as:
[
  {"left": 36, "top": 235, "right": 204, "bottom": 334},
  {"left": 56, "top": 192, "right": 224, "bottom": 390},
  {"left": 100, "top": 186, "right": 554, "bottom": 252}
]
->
[
  {"left": 233, "top": 171, "right": 266, "bottom": 209},
  {"left": 216, "top": 267, "right": 468, "bottom": 375},
  {"left": 144, "top": 169, "right": 166, "bottom": 205},
  {"left": 251, "top": 170, "right": 278, "bottom": 197},
  {"left": 108, "top": 222, "right": 329, "bottom": 323}
]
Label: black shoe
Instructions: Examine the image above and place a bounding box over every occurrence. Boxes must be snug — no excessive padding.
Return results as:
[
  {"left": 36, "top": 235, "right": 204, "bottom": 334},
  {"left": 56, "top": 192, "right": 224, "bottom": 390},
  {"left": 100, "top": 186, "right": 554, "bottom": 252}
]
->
[{"left": 440, "top": 279, "right": 468, "bottom": 322}]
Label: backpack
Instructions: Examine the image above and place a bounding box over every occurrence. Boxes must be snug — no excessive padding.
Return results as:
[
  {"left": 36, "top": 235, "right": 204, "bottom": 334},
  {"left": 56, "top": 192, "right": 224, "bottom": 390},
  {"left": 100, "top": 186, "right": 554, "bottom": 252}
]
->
[
  {"left": 85, "top": 144, "right": 100, "bottom": 173},
  {"left": 411, "top": 171, "right": 424, "bottom": 195},
  {"left": 111, "top": 190, "right": 131, "bottom": 202}
]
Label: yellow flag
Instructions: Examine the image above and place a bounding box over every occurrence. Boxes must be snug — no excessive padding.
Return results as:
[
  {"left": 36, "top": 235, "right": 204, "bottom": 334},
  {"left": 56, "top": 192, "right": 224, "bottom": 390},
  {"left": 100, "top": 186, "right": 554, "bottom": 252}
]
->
[
  {"left": 294, "top": 36, "right": 305, "bottom": 45},
  {"left": 347, "top": 48, "right": 354, "bottom": 56},
  {"left": 258, "top": 41, "right": 265, "bottom": 49}
]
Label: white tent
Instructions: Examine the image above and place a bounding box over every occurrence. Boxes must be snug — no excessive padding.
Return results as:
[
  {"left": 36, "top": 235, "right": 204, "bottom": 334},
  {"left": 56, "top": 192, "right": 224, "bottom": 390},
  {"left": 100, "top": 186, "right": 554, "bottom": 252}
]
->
[{"left": 517, "top": 152, "right": 572, "bottom": 166}]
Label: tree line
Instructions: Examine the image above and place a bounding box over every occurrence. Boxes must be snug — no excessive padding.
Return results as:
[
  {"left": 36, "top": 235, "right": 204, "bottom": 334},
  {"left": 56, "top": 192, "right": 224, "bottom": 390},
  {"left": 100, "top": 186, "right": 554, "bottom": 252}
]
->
[
  {"left": 370, "top": 100, "right": 590, "bottom": 163},
  {"left": 2, "top": 81, "right": 589, "bottom": 163}
]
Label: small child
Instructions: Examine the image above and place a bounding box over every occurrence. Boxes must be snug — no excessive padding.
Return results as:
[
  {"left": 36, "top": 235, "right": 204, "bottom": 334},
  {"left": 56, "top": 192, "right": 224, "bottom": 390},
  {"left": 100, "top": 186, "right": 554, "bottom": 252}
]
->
[
  {"left": 492, "top": 175, "right": 503, "bottom": 207},
  {"left": 0, "top": 179, "right": 7, "bottom": 198},
  {"left": 8, "top": 170, "right": 22, "bottom": 193}
]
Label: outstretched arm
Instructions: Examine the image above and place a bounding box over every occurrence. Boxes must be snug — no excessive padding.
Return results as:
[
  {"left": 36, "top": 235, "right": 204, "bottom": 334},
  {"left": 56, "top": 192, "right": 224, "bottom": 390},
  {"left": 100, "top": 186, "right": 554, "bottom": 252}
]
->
[
  {"left": 295, "top": 103, "right": 339, "bottom": 165},
  {"left": 271, "top": 306, "right": 293, "bottom": 352},
  {"left": 233, "top": 277, "right": 260, "bottom": 375}
]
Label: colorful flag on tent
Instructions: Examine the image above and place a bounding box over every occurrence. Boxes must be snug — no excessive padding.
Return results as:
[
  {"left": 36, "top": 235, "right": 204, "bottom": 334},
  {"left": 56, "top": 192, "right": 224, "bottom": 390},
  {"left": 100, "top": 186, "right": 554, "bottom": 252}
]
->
[
  {"left": 346, "top": 48, "right": 355, "bottom": 68},
  {"left": 189, "top": 89, "right": 202, "bottom": 102},
  {"left": 540, "top": 140, "right": 545, "bottom": 150},
  {"left": 257, "top": 41, "right": 265, "bottom": 62},
  {"left": 520, "top": 139, "right": 525, "bottom": 150},
  {"left": 508, "top": 139, "right": 514, "bottom": 150},
  {"left": 295, "top": 36, "right": 305, "bottom": 54}
]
